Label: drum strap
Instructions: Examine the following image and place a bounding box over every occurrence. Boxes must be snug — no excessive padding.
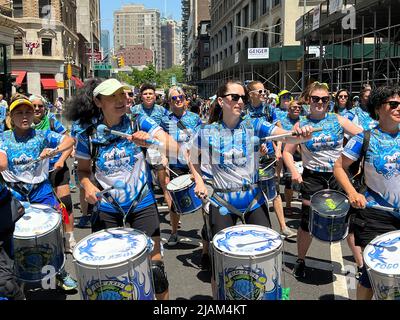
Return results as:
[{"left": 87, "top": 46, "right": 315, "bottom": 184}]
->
[{"left": 213, "top": 183, "right": 259, "bottom": 193}]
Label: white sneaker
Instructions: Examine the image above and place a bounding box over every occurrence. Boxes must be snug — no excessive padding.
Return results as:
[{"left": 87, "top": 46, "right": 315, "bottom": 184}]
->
[
  {"left": 64, "top": 232, "right": 76, "bottom": 254},
  {"left": 281, "top": 227, "right": 297, "bottom": 239}
]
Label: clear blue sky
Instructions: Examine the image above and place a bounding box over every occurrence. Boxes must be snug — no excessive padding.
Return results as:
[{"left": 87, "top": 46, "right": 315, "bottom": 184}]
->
[{"left": 100, "top": 0, "right": 182, "bottom": 48}]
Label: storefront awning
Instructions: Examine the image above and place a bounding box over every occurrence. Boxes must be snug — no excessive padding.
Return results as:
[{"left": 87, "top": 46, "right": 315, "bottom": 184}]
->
[
  {"left": 11, "top": 71, "right": 27, "bottom": 86},
  {"left": 71, "top": 76, "right": 84, "bottom": 88},
  {"left": 41, "top": 78, "right": 58, "bottom": 90}
]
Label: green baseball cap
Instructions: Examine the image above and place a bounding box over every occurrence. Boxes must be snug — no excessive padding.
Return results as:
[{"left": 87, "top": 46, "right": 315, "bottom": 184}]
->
[{"left": 93, "top": 79, "right": 131, "bottom": 97}]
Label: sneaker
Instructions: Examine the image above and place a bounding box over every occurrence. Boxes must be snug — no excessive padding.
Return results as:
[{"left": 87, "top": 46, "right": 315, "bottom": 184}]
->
[
  {"left": 69, "top": 183, "right": 77, "bottom": 191},
  {"left": 56, "top": 271, "right": 78, "bottom": 291},
  {"left": 167, "top": 233, "right": 179, "bottom": 246},
  {"left": 355, "top": 266, "right": 363, "bottom": 280},
  {"left": 77, "top": 215, "right": 91, "bottom": 228},
  {"left": 281, "top": 227, "right": 297, "bottom": 239},
  {"left": 293, "top": 259, "right": 306, "bottom": 279},
  {"left": 200, "top": 253, "right": 211, "bottom": 271}
]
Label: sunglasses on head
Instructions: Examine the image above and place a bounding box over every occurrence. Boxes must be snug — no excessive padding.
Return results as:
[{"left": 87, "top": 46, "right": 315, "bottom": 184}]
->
[
  {"left": 338, "top": 95, "right": 348, "bottom": 99},
  {"left": 222, "top": 93, "right": 247, "bottom": 102},
  {"left": 311, "top": 96, "right": 330, "bottom": 104},
  {"left": 171, "top": 95, "right": 185, "bottom": 101},
  {"left": 250, "top": 89, "right": 268, "bottom": 95},
  {"left": 386, "top": 101, "right": 400, "bottom": 109}
]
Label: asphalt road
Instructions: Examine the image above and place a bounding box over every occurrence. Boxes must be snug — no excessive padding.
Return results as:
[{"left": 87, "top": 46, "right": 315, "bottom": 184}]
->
[{"left": 23, "top": 175, "right": 358, "bottom": 301}]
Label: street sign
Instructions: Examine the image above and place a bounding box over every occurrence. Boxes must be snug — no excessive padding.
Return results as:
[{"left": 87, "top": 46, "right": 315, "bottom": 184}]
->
[{"left": 94, "top": 64, "right": 112, "bottom": 70}]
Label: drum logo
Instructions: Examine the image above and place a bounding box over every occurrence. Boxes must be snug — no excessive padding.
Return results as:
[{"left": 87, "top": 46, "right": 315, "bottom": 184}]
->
[
  {"left": 85, "top": 279, "right": 134, "bottom": 300},
  {"left": 224, "top": 266, "right": 267, "bottom": 300},
  {"left": 179, "top": 195, "right": 192, "bottom": 209},
  {"left": 14, "top": 245, "right": 54, "bottom": 276}
]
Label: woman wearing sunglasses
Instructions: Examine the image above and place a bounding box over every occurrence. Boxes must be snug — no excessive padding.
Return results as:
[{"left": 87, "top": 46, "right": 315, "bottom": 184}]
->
[
  {"left": 334, "top": 85, "right": 400, "bottom": 300},
  {"left": 0, "top": 96, "right": 77, "bottom": 291},
  {"left": 159, "top": 87, "right": 202, "bottom": 247},
  {"left": 30, "top": 94, "right": 77, "bottom": 254},
  {"left": 188, "top": 81, "right": 315, "bottom": 298},
  {"left": 334, "top": 89, "right": 353, "bottom": 116},
  {"left": 245, "top": 80, "right": 296, "bottom": 239},
  {"left": 283, "top": 81, "right": 362, "bottom": 279}
]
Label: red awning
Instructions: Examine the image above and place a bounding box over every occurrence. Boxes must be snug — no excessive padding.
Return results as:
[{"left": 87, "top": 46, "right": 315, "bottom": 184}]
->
[
  {"left": 71, "top": 75, "right": 84, "bottom": 88},
  {"left": 41, "top": 78, "right": 58, "bottom": 90},
  {"left": 11, "top": 70, "right": 27, "bottom": 86}
]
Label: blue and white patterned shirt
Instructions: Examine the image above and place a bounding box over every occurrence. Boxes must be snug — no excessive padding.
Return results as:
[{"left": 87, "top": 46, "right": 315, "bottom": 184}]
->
[
  {"left": 343, "top": 127, "right": 400, "bottom": 214},
  {"left": 75, "top": 114, "right": 161, "bottom": 214},
  {"left": 130, "top": 103, "right": 168, "bottom": 126}
]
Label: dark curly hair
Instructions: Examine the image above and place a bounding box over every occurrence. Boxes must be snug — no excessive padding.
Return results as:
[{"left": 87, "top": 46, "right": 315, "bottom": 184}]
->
[
  {"left": 367, "top": 84, "right": 400, "bottom": 120},
  {"left": 63, "top": 78, "right": 103, "bottom": 126}
]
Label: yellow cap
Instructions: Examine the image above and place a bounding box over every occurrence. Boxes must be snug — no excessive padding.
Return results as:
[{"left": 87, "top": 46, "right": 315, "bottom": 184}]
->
[{"left": 9, "top": 99, "right": 34, "bottom": 113}]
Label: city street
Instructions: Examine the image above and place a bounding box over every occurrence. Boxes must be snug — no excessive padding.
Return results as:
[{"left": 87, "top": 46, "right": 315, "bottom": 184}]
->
[{"left": 23, "top": 172, "right": 357, "bottom": 301}]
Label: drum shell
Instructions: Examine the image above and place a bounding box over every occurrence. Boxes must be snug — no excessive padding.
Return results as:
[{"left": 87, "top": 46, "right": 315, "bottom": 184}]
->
[
  {"left": 309, "top": 190, "right": 349, "bottom": 242},
  {"left": 73, "top": 228, "right": 155, "bottom": 300},
  {"left": 13, "top": 212, "right": 65, "bottom": 283},
  {"left": 364, "top": 231, "right": 400, "bottom": 300},
  {"left": 167, "top": 176, "right": 202, "bottom": 215},
  {"left": 259, "top": 166, "right": 277, "bottom": 201},
  {"left": 212, "top": 226, "right": 283, "bottom": 300}
]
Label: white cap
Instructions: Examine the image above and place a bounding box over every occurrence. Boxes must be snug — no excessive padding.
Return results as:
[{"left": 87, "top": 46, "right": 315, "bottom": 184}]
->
[{"left": 93, "top": 79, "right": 131, "bottom": 97}]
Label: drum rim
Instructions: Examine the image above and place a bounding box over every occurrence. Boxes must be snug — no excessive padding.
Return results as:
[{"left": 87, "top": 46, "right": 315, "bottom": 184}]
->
[
  {"left": 13, "top": 210, "right": 62, "bottom": 239},
  {"left": 310, "top": 189, "right": 350, "bottom": 218},
  {"left": 166, "top": 174, "right": 194, "bottom": 192},
  {"left": 212, "top": 224, "right": 283, "bottom": 259},
  {"left": 73, "top": 227, "right": 151, "bottom": 268},
  {"left": 363, "top": 230, "right": 400, "bottom": 276},
  {"left": 174, "top": 203, "right": 202, "bottom": 215}
]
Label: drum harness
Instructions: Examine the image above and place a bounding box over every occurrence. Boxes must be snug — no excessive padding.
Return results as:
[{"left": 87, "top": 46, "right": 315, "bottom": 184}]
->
[{"left": 87, "top": 116, "right": 151, "bottom": 227}]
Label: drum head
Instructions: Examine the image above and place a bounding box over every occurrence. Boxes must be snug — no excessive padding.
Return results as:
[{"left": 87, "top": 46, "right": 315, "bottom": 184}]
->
[
  {"left": 14, "top": 204, "right": 60, "bottom": 238},
  {"left": 166, "top": 174, "right": 193, "bottom": 191},
  {"left": 73, "top": 228, "right": 149, "bottom": 267},
  {"left": 310, "top": 190, "right": 350, "bottom": 217},
  {"left": 364, "top": 230, "right": 400, "bottom": 276},
  {"left": 212, "top": 224, "right": 282, "bottom": 257}
]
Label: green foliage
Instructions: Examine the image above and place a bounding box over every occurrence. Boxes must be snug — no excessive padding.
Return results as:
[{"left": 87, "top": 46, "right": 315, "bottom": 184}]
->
[{"left": 118, "top": 64, "right": 184, "bottom": 89}]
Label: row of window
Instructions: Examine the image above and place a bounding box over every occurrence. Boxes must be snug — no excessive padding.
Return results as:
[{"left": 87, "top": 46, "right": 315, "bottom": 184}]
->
[{"left": 14, "top": 38, "right": 52, "bottom": 56}]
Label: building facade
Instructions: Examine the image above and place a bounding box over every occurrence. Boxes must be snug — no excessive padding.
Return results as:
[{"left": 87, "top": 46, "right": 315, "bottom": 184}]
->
[
  {"left": 4, "top": 0, "right": 83, "bottom": 101},
  {"left": 116, "top": 45, "right": 153, "bottom": 67},
  {"left": 161, "top": 19, "right": 180, "bottom": 70},
  {"left": 0, "top": 3, "right": 18, "bottom": 99},
  {"left": 101, "top": 29, "right": 110, "bottom": 62},
  {"left": 114, "top": 4, "right": 162, "bottom": 71},
  {"left": 202, "top": 0, "right": 324, "bottom": 96}
]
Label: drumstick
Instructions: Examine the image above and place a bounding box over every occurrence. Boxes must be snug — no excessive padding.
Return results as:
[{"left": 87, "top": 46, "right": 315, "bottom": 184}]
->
[
  {"left": 367, "top": 204, "right": 400, "bottom": 213},
  {"left": 166, "top": 166, "right": 179, "bottom": 177},
  {"left": 260, "top": 127, "right": 323, "bottom": 142},
  {"left": 96, "top": 180, "right": 127, "bottom": 198},
  {"left": 96, "top": 124, "right": 162, "bottom": 146},
  {"left": 20, "top": 146, "right": 73, "bottom": 170}
]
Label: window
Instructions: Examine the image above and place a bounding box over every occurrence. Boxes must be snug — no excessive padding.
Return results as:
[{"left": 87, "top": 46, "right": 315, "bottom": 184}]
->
[
  {"left": 262, "top": 32, "right": 269, "bottom": 47},
  {"left": 253, "top": 33, "right": 258, "bottom": 48},
  {"left": 39, "top": 0, "right": 51, "bottom": 19},
  {"left": 229, "top": 45, "right": 233, "bottom": 56},
  {"left": 244, "top": 37, "right": 249, "bottom": 49},
  {"left": 262, "top": 0, "right": 270, "bottom": 15},
  {"left": 236, "top": 41, "right": 241, "bottom": 52},
  {"left": 13, "top": 0, "right": 23, "bottom": 18},
  {"left": 274, "top": 20, "right": 281, "bottom": 45},
  {"left": 204, "top": 42, "right": 210, "bottom": 52},
  {"left": 204, "top": 57, "right": 210, "bottom": 68},
  {"left": 274, "top": 0, "right": 280, "bottom": 6},
  {"left": 236, "top": 12, "right": 241, "bottom": 27},
  {"left": 14, "top": 38, "right": 23, "bottom": 55},
  {"left": 228, "top": 22, "right": 233, "bottom": 39},
  {"left": 243, "top": 6, "right": 249, "bottom": 27},
  {"left": 42, "top": 38, "right": 52, "bottom": 56},
  {"left": 251, "top": 0, "right": 258, "bottom": 22}
]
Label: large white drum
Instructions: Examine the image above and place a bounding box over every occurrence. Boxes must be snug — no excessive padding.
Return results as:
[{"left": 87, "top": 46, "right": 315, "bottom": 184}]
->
[
  {"left": 73, "top": 228, "right": 155, "bottom": 300},
  {"left": 364, "top": 230, "right": 400, "bottom": 300},
  {"left": 212, "top": 224, "right": 283, "bottom": 300},
  {"left": 13, "top": 203, "right": 65, "bottom": 283}
]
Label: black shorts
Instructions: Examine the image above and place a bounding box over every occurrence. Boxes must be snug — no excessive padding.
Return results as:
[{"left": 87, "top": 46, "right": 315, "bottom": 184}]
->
[
  {"left": 353, "top": 207, "right": 400, "bottom": 248},
  {"left": 299, "top": 168, "right": 340, "bottom": 232},
  {"left": 49, "top": 163, "right": 71, "bottom": 188},
  {"left": 209, "top": 203, "right": 271, "bottom": 239},
  {"left": 91, "top": 203, "right": 161, "bottom": 238}
]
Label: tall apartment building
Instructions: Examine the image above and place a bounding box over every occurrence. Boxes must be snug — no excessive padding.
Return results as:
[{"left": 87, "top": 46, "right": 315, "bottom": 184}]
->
[
  {"left": 203, "top": 0, "right": 324, "bottom": 95},
  {"left": 76, "top": 0, "right": 101, "bottom": 79},
  {"left": 174, "top": 21, "right": 183, "bottom": 66},
  {"left": 161, "top": 19, "right": 182, "bottom": 69},
  {"left": 181, "top": 0, "right": 190, "bottom": 76},
  {"left": 186, "top": 0, "right": 210, "bottom": 83},
  {"left": 6, "top": 0, "right": 82, "bottom": 101},
  {"left": 114, "top": 4, "right": 162, "bottom": 71},
  {"left": 101, "top": 29, "right": 110, "bottom": 62}
]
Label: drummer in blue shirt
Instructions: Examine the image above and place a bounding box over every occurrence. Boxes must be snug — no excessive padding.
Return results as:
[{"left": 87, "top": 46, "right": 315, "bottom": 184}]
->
[{"left": 160, "top": 86, "right": 202, "bottom": 246}]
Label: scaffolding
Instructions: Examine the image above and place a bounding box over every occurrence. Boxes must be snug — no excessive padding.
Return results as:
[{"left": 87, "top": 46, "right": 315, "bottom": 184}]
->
[{"left": 299, "top": 0, "right": 400, "bottom": 94}]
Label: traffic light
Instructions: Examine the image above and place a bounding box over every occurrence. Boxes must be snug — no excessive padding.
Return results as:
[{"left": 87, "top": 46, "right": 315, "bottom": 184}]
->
[{"left": 117, "top": 56, "right": 125, "bottom": 67}]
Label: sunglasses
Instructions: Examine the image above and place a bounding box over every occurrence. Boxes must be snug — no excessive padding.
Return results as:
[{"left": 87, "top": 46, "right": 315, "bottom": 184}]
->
[
  {"left": 290, "top": 105, "right": 302, "bottom": 110},
  {"left": 250, "top": 89, "right": 268, "bottom": 95},
  {"left": 222, "top": 94, "right": 247, "bottom": 102},
  {"left": 281, "top": 94, "right": 291, "bottom": 100},
  {"left": 171, "top": 95, "right": 185, "bottom": 101},
  {"left": 310, "top": 96, "right": 330, "bottom": 104},
  {"left": 338, "top": 95, "right": 348, "bottom": 99},
  {"left": 33, "top": 104, "right": 44, "bottom": 108},
  {"left": 127, "top": 92, "right": 134, "bottom": 97},
  {"left": 386, "top": 101, "right": 400, "bottom": 109}
]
